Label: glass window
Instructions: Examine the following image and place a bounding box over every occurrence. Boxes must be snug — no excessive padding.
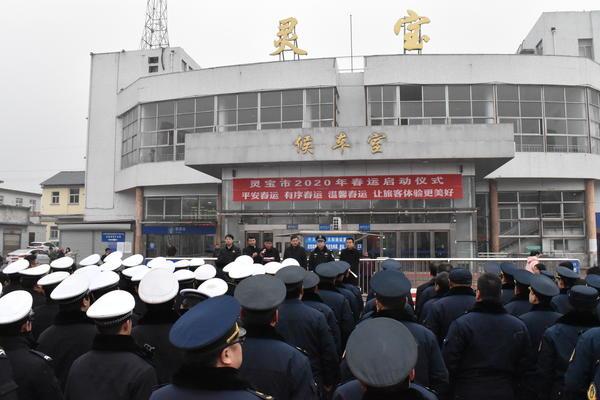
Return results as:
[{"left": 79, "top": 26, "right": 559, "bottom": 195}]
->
[
  {"left": 400, "top": 85, "right": 422, "bottom": 101},
  {"left": 69, "top": 188, "right": 80, "bottom": 204},
  {"left": 520, "top": 86, "right": 542, "bottom": 101},
  {"left": 238, "top": 93, "right": 257, "bottom": 108},
  {"left": 146, "top": 198, "right": 164, "bottom": 218},
  {"left": 164, "top": 198, "right": 181, "bottom": 218},
  {"left": 449, "top": 101, "right": 471, "bottom": 117},
  {"left": 196, "top": 97, "right": 214, "bottom": 112},
  {"left": 545, "top": 103, "right": 565, "bottom": 118},
  {"left": 546, "top": 119, "right": 567, "bottom": 134},
  {"left": 158, "top": 101, "right": 174, "bottom": 116},
  {"left": 261, "top": 91, "right": 280, "bottom": 107},
  {"left": 497, "top": 85, "right": 518, "bottom": 101},
  {"left": 498, "top": 102, "right": 519, "bottom": 117},
  {"left": 471, "top": 85, "right": 493, "bottom": 101},
  {"left": 448, "top": 85, "right": 470, "bottom": 101},
  {"left": 177, "top": 99, "right": 195, "bottom": 114},
  {"left": 545, "top": 86, "right": 565, "bottom": 102},
  {"left": 51, "top": 192, "right": 60, "bottom": 204},
  {"left": 424, "top": 102, "right": 445, "bottom": 117},
  {"left": 520, "top": 102, "right": 542, "bottom": 117}
]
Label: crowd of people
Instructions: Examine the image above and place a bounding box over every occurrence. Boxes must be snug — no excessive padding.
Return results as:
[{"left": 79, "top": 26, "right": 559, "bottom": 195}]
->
[{"left": 0, "top": 236, "right": 599, "bottom": 399}]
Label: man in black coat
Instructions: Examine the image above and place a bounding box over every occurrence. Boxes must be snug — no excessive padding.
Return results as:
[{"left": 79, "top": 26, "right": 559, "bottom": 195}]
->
[
  {"left": 425, "top": 268, "right": 476, "bottom": 345},
  {"left": 0, "top": 290, "right": 63, "bottom": 400},
  {"left": 242, "top": 237, "right": 262, "bottom": 264},
  {"left": 419, "top": 272, "right": 450, "bottom": 324},
  {"left": 283, "top": 235, "right": 308, "bottom": 269},
  {"left": 415, "top": 262, "right": 438, "bottom": 313},
  {"left": 500, "top": 262, "right": 517, "bottom": 305},
  {"left": 333, "top": 262, "right": 362, "bottom": 322},
  {"left": 564, "top": 326, "right": 600, "bottom": 399},
  {"left": 339, "top": 238, "right": 361, "bottom": 285},
  {"left": 131, "top": 268, "right": 183, "bottom": 384},
  {"left": 259, "top": 240, "right": 281, "bottom": 264},
  {"left": 519, "top": 274, "right": 561, "bottom": 362},
  {"left": 315, "top": 262, "right": 356, "bottom": 348},
  {"left": 551, "top": 267, "right": 580, "bottom": 314},
  {"left": 416, "top": 263, "right": 452, "bottom": 320},
  {"left": 65, "top": 290, "right": 157, "bottom": 400},
  {"left": 37, "top": 274, "right": 97, "bottom": 390},
  {"left": 235, "top": 275, "right": 319, "bottom": 400},
  {"left": 215, "top": 234, "right": 241, "bottom": 273},
  {"left": 537, "top": 285, "right": 600, "bottom": 400},
  {"left": 31, "top": 271, "right": 67, "bottom": 340},
  {"left": 442, "top": 273, "right": 533, "bottom": 400},
  {"left": 505, "top": 269, "right": 534, "bottom": 316},
  {"left": 275, "top": 266, "right": 340, "bottom": 396},
  {"left": 0, "top": 344, "right": 18, "bottom": 400},
  {"left": 308, "top": 235, "right": 335, "bottom": 271}
]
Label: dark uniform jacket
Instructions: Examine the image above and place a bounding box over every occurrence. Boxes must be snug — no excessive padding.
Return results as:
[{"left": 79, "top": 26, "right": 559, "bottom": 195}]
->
[
  {"left": 504, "top": 292, "right": 533, "bottom": 317},
  {"left": 259, "top": 247, "right": 281, "bottom": 264},
  {"left": 501, "top": 284, "right": 515, "bottom": 305},
  {"left": 339, "top": 248, "right": 361, "bottom": 284},
  {"left": 550, "top": 290, "right": 572, "bottom": 314},
  {"left": 347, "top": 308, "right": 449, "bottom": 396},
  {"left": 332, "top": 379, "right": 439, "bottom": 400},
  {"left": 65, "top": 334, "right": 158, "bottom": 400},
  {"left": 131, "top": 308, "right": 183, "bottom": 384},
  {"left": 317, "top": 282, "right": 356, "bottom": 347},
  {"left": 32, "top": 301, "right": 59, "bottom": 340},
  {"left": 0, "top": 346, "right": 19, "bottom": 400},
  {"left": 425, "top": 286, "right": 476, "bottom": 345},
  {"left": 336, "top": 284, "right": 361, "bottom": 322},
  {"left": 519, "top": 303, "right": 562, "bottom": 360},
  {"left": 283, "top": 245, "right": 307, "bottom": 270},
  {"left": 37, "top": 310, "right": 97, "bottom": 390},
  {"left": 537, "top": 311, "right": 599, "bottom": 400},
  {"left": 243, "top": 245, "right": 262, "bottom": 264},
  {"left": 442, "top": 300, "right": 532, "bottom": 400},
  {"left": 416, "top": 285, "right": 436, "bottom": 321},
  {"left": 237, "top": 325, "right": 318, "bottom": 400},
  {"left": 277, "top": 298, "right": 340, "bottom": 388},
  {"left": 150, "top": 366, "right": 273, "bottom": 400},
  {"left": 308, "top": 247, "right": 335, "bottom": 271},
  {"left": 0, "top": 335, "right": 63, "bottom": 400},
  {"left": 564, "top": 326, "right": 600, "bottom": 399},
  {"left": 419, "top": 293, "right": 446, "bottom": 324},
  {"left": 302, "top": 291, "right": 342, "bottom": 355},
  {"left": 363, "top": 297, "right": 415, "bottom": 318},
  {"left": 415, "top": 279, "right": 435, "bottom": 314},
  {"left": 216, "top": 245, "right": 241, "bottom": 271}
]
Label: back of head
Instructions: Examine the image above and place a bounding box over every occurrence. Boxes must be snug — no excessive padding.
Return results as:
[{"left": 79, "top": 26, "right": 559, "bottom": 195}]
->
[
  {"left": 434, "top": 272, "right": 450, "bottom": 294},
  {"left": 477, "top": 273, "right": 502, "bottom": 302},
  {"left": 437, "top": 262, "right": 453, "bottom": 274},
  {"left": 428, "top": 263, "right": 438, "bottom": 277}
]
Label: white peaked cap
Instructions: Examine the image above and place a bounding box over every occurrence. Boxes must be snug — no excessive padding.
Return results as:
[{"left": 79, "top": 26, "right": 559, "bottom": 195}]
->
[
  {"left": 51, "top": 273, "right": 89, "bottom": 302},
  {"left": 87, "top": 290, "right": 135, "bottom": 321},
  {"left": 19, "top": 264, "right": 50, "bottom": 277},
  {"left": 194, "top": 264, "right": 217, "bottom": 281},
  {"left": 282, "top": 258, "right": 300, "bottom": 267},
  {"left": 104, "top": 251, "right": 123, "bottom": 263},
  {"left": 3, "top": 259, "right": 30, "bottom": 274},
  {"left": 174, "top": 269, "right": 195, "bottom": 282},
  {"left": 0, "top": 291, "right": 33, "bottom": 324},
  {"left": 236, "top": 255, "right": 254, "bottom": 265},
  {"left": 228, "top": 263, "right": 253, "bottom": 280},
  {"left": 38, "top": 271, "right": 70, "bottom": 287},
  {"left": 147, "top": 257, "right": 167, "bottom": 268},
  {"left": 89, "top": 271, "right": 120, "bottom": 292},
  {"left": 198, "top": 278, "right": 228, "bottom": 298},
  {"left": 173, "top": 259, "right": 191, "bottom": 269},
  {"left": 138, "top": 268, "right": 179, "bottom": 304},
  {"left": 265, "top": 262, "right": 284, "bottom": 275},
  {"left": 122, "top": 254, "right": 144, "bottom": 267},
  {"left": 79, "top": 254, "right": 100, "bottom": 267},
  {"left": 51, "top": 256, "right": 75, "bottom": 270},
  {"left": 252, "top": 264, "right": 266, "bottom": 275},
  {"left": 189, "top": 258, "right": 205, "bottom": 267}
]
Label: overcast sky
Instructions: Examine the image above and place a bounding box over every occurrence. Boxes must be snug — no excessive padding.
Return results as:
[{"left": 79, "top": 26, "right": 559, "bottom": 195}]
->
[{"left": 0, "top": 0, "right": 598, "bottom": 193}]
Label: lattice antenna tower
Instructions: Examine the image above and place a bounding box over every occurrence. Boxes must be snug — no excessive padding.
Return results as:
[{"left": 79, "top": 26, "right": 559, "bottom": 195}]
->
[{"left": 140, "top": 0, "right": 170, "bottom": 49}]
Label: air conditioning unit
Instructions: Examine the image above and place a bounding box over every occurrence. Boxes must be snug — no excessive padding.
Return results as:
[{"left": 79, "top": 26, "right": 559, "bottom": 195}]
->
[{"left": 332, "top": 217, "right": 342, "bottom": 231}]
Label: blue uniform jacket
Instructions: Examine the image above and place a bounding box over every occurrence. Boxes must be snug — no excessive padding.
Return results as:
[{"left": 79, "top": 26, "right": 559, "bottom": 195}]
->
[
  {"left": 302, "top": 291, "right": 342, "bottom": 355},
  {"left": 333, "top": 379, "right": 438, "bottom": 400},
  {"left": 317, "top": 283, "right": 356, "bottom": 347},
  {"left": 425, "top": 286, "right": 476, "bottom": 345},
  {"left": 550, "top": 290, "right": 572, "bottom": 314},
  {"left": 564, "top": 327, "right": 600, "bottom": 399},
  {"left": 504, "top": 293, "right": 533, "bottom": 317},
  {"left": 442, "top": 300, "right": 533, "bottom": 400},
  {"left": 519, "top": 304, "right": 562, "bottom": 360},
  {"left": 501, "top": 284, "right": 514, "bottom": 305}
]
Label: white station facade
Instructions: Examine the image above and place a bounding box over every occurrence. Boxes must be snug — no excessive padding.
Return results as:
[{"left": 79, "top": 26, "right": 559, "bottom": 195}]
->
[{"left": 63, "top": 11, "right": 600, "bottom": 266}]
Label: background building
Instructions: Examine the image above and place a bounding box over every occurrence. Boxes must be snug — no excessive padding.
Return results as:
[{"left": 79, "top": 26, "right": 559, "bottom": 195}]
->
[
  {"left": 72, "top": 10, "right": 600, "bottom": 266},
  {"left": 40, "top": 171, "right": 86, "bottom": 242},
  {"left": 0, "top": 187, "right": 44, "bottom": 256}
]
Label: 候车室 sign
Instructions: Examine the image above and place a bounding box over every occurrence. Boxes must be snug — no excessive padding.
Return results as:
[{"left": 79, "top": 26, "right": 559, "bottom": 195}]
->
[
  {"left": 101, "top": 232, "right": 126, "bottom": 242},
  {"left": 233, "top": 174, "right": 462, "bottom": 202},
  {"left": 305, "top": 235, "right": 363, "bottom": 252}
]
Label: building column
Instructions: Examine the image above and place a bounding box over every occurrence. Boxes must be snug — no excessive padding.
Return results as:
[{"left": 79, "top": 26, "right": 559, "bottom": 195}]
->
[
  {"left": 489, "top": 179, "right": 500, "bottom": 253},
  {"left": 585, "top": 179, "right": 597, "bottom": 267},
  {"left": 134, "top": 187, "right": 144, "bottom": 254}
]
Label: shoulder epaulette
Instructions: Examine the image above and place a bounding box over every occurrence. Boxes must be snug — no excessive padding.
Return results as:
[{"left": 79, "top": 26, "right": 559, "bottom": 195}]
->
[
  {"left": 29, "top": 350, "right": 53, "bottom": 363},
  {"left": 0, "top": 348, "right": 6, "bottom": 358},
  {"left": 247, "top": 389, "right": 274, "bottom": 399},
  {"left": 294, "top": 346, "right": 310, "bottom": 357}
]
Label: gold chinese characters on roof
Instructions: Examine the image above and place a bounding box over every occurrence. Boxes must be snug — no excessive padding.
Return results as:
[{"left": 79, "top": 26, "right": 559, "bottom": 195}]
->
[
  {"left": 270, "top": 17, "right": 307, "bottom": 60},
  {"left": 394, "top": 10, "right": 430, "bottom": 53}
]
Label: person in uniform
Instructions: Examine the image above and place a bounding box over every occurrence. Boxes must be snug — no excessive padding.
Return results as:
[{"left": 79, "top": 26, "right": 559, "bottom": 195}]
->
[
  {"left": 505, "top": 269, "right": 534, "bottom": 316},
  {"left": 65, "top": 290, "right": 157, "bottom": 400},
  {"left": 519, "top": 274, "right": 561, "bottom": 362},
  {"left": 308, "top": 236, "right": 335, "bottom": 271},
  {"left": 18, "top": 264, "right": 48, "bottom": 308},
  {"left": 259, "top": 240, "right": 281, "bottom": 264},
  {"left": 564, "top": 326, "right": 600, "bottom": 399},
  {"left": 0, "top": 290, "right": 63, "bottom": 400},
  {"left": 275, "top": 266, "right": 340, "bottom": 396},
  {"left": 443, "top": 273, "right": 533, "bottom": 400},
  {"left": 88, "top": 270, "right": 120, "bottom": 303},
  {"left": 150, "top": 295, "right": 270, "bottom": 399},
  {"left": 355, "top": 269, "right": 449, "bottom": 395},
  {"left": 500, "top": 262, "right": 517, "bottom": 305},
  {"left": 419, "top": 272, "right": 449, "bottom": 324},
  {"left": 333, "top": 318, "right": 438, "bottom": 400},
  {"left": 301, "top": 271, "right": 342, "bottom": 355},
  {"left": 37, "top": 274, "right": 96, "bottom": 390},
  {"left": 234, "top": 275, "right": 318, "bottom": 400},
  {"left": 0, "top": 344, "right": 18, "bottom": 400},
  {"left": 132, "top": 268, "right": 183, "bottom": 384},
  {"left": 1, "top": 259, "right": 29, "bottom": 295},
  {"left": 315, "top": 262, "right": 355, "bottom": 348},
  {"left": 31, "top": 271, "right": 68, "bottom": 340},
  {"left": 416, "top": 263, "right": 452, "bottom": 320},
  {"left": 216, "top": 234, "right": 241, "bottom": 274},
  {"left": 242, "top": 237, "right": 262, "bottom": 264},
  {"left": 283, "top": 235, "right": 308, "bottom": 270},
  {"left": 415, "top": 263, "right": 439, "bottom": 315},
  {"left": 425, "top": 268, "right": 476, "bottom": 345},
  {"left": 334, "top": 261, "right": 363, "bottom": 321},
  {"left": 339, "top": 238, "right": 360, "bottom": 285},
  {"left": 551, "top": 266, "right": 580, "bottom": 314},
  {"left": 537, "top": 285, "right": 600, "bottom": 400}
]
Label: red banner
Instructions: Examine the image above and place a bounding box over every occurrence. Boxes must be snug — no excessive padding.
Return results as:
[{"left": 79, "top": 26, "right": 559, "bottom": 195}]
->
[{"left": 232, "top": 174, "right": 463, "bottom": 202}]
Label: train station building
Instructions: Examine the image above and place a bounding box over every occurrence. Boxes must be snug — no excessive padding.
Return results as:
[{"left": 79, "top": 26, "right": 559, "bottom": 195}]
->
[{"left": 62, "top": 11, "right": 600, "bottom": 266}]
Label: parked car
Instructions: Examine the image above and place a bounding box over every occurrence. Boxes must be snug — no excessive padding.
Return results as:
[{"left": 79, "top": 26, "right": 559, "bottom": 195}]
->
[
  {"left": 6, "top": 248, "right": 51, "bottom": 264},
  {"left": 27, "top": 241, "right": 57, "bottom": 252}
]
